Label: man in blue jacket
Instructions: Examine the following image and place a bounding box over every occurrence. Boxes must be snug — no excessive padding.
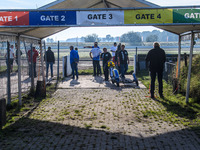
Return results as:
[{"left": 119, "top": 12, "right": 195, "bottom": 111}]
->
[{"left": 70, "top": 46, "right": 79, "bottom": 80}]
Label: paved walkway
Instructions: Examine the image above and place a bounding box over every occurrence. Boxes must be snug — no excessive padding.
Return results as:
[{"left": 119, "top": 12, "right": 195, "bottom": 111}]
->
[{"left": 1, "top": 75, "right": 200, "bottom": 149}]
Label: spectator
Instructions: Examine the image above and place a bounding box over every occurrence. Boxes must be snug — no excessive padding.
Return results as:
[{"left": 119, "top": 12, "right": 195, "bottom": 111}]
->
[
  {"left": 110, "top": 42, "right": 117, "bottom": 64},
  {"left": 15, "top": 43, "right": 22, "bottom": 67},
  {"left": 84, "top": 42, "right": 102, "bottom": 75},
  {"left": 44, "top": 47, "right": 55, "bottom": 78},
  {"left": 5, "top": 44, "right": 15, "bottom": 72},
  {"left": 28, "top": 47, "right": 38, "bottom": 78},
  {"left": 146, "top": 42, "right": 166, "bottom": 99},
  {"left": 115, "top": 43, "right": 121, "bottom": 73},
  {"left": 70, "top": 46, "right": 79, "bottom": 80},
  {"left": 75, "top": 47, "right": 78, "bottom": 51},
  {"left": 118, "top": 45, "right": 129, "bottom": 79},
  {"left": 100, "top": 48, "right": 112, "bottom": 81},
  {"left": 89, "top": 42, "right": 102, "bottom": 76}
]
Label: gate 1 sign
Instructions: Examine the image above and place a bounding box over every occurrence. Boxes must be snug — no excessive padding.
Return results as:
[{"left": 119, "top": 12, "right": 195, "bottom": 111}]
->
[
  {"left": 0, "top": 11, "right": 29, "bottom": 26},
  {"left": 77, "top": 11, "right": 124, "bottom": 26}
]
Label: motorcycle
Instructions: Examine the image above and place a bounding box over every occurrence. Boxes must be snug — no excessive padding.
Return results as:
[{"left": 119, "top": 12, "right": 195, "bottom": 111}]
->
[{"left": 108, "top": 61, "right": 139, "bottom": 87}]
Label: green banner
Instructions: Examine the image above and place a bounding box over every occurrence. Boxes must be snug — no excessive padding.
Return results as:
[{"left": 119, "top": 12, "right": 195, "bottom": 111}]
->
[{"left": 173, "top": 9, "right": 200, "bottom": 23}]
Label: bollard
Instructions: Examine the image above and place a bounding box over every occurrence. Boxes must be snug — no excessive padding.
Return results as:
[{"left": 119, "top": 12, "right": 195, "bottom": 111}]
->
[{"left": 0, "top": 98, "right": 6, "bottom": 129}]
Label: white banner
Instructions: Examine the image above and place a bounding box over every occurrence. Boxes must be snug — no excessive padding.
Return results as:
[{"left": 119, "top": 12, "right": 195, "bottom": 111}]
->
[{"left": 77, "top": 11, "right": 124, "bottom": 26}]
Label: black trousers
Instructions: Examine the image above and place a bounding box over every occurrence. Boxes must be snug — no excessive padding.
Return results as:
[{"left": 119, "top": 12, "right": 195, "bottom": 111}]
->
[
  {"left": 150, "top": 71, "right": 163, "bottom": 96},
  {"left": 29, "top": 63, "right": 37, "bottom": 77},
  {"left": 93, "top": 60, "right": 101, "bottom": 76},
  {"left": 103, "top": 65, "right": 109, "bottom": 81}
]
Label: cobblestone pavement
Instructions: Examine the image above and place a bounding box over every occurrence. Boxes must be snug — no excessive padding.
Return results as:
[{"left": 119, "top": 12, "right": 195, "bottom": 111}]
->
[{"left": 1, "top": 76, "right": 200, "bottom": 150}]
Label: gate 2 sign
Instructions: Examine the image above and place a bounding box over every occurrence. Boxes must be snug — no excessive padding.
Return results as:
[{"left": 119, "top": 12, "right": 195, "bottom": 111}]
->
[{"left": 29, "top": 11, "right": 76, "bottom": 25}]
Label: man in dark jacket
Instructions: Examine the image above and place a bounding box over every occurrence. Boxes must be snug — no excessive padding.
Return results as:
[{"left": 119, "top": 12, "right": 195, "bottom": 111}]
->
[
  {"left": 100, "top": 48, "right": 112, "bottom": 81},
  {"left": 44, "top": 47, "right": 55, "bottom": 78},
  {"left": 146, "top": 42, "right": 166, "bottom": 99},
  {"left": 118, "top": 44, "right": 129, "bottom": 78}
]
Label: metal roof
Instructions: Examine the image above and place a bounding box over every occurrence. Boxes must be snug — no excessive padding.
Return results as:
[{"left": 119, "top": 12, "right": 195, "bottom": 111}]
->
[{"left": 39, "top": 0, "right": 159, "bottom": 9}]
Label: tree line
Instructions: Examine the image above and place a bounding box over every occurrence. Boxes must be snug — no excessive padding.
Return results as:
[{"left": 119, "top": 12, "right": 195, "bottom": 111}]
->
[{"left": 46, "top": 30, "right": 178, "bottom": 45}]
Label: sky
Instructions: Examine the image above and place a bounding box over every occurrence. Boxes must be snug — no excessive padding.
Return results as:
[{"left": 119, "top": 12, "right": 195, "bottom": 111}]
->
[{"left": 1, "top": 0, "right": 200, "bottom": 40}]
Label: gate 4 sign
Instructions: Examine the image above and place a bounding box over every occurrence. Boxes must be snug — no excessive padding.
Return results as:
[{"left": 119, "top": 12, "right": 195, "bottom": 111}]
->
[
  {"left": 124, "top": 9, "right": 173, "bottom": 24},
  {"left": 77, "top": 11, "right": 124, "bottom": 25},
  {"left": 0, "top": 11, "right": 29, "bottom": 26}
]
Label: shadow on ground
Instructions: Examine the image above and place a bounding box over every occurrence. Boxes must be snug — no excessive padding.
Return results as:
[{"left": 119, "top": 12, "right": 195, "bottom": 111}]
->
[
  {"left": 152, "top": 97, "right": 199, "bottom": 120},
  {"left": 0, "top": 117, "right": 199, "bottom": 149}
]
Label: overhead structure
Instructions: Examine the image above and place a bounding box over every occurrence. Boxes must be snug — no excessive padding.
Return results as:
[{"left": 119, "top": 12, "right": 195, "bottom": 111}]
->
[
  {"left": 0, "top": 0, "right": 159, "bottom": 39},
  {"left": 1, "top": 0, "right": 200, "bottom": 103},
  {"left": 39, "top": 0, "right": 159, "bottom": 9}
]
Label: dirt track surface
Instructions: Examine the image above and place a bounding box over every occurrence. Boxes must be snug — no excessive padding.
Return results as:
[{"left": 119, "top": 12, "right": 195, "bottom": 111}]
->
[{"left": 1, "top": 76, "right": 200, "bottom": 149}]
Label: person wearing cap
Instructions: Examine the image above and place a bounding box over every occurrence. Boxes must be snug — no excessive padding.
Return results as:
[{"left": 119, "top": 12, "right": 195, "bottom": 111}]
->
[
  {"left": 89, "top": 42, "right": 102, "bottom": 76},
  {"left": 85, "top": 42, "right": 102, "bottom": 75},
  {"left": 146, "top": 42, "right": 166, "bottom": 99}
]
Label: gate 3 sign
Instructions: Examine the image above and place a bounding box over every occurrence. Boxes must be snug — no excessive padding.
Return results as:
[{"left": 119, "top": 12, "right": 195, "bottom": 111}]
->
[{"left": 0, "top": 9, "right": 200, "bottom": 27}]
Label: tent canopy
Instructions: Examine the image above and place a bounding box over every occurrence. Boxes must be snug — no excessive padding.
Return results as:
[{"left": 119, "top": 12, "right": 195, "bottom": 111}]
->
[{"left": 0, "top": 0, "right": 200, "bottom": 39}]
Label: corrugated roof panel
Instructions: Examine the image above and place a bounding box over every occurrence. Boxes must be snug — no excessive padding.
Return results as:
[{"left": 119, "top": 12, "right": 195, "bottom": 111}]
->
[
  {"left": 23, "top": 27, "right": 69, "bottom": 39},
  {"left": 48, "top": 0, "right": 102, "bottom": 9}
]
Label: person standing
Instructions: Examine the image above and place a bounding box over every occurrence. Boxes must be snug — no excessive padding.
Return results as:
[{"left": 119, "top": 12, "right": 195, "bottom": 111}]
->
[
  {"left": 44, "top": 47, "right": 55, "bottom": 78},
  {"left": 100, "top": 48, "right": 112, "bottom": 81},
  {"left": 70, "top": 46, "right": 79, "bottom": 80},
  {"left": 15, "top": 43, "right": 22, "bottom": 66},
  {"left": 115, "top": 43, "right": 121, "bottom": 73},
  {"left": 5, "top": 44, "right": 15, "bottom": 72},
  {"left": 89, "top": 43, "right": 102, "bottom": 76},
  {"left": 146, "top": 42, "right": 166, "bottom": 99},
  {"left": 118, "top": 45, "right": 129, "bottom": 79},
  {"left": 110, "top": 42, "right": 117, "bottom": 64},
  {"left": 28, "top": 47, "right": 38, "bottom": 77}
]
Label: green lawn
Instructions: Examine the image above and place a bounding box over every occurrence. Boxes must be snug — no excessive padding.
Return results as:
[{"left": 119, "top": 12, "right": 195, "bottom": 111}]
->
[{"left": 137, "top": 70, "right": 200, "bottom": 137}]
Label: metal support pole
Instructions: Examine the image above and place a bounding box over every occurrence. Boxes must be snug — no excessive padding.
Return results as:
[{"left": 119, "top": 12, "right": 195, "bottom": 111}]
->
[
  {"left": 7, "top": 41, "right": 11, "bottom": 105},
  {"left": 177, "top": 35, "right": 181, "bottom": 80},
  {"left": 135, "top": 47, "right": 138, "bottom": 73},
  {"left": 40, "top": 40, "right": 45, "bottom": 82},
  {"left": 57, "top": 41, "right": 60, "bottom": 81},
  {"left": 23, "top": 40, "right": 29, "bottom": 64},
  {"left": 17, "top": 35, "right": 22, "bottom": 106},
  {"left": 30, "top": 44, "right": 34, "bottom": 94},
  {"left": 134, "top": 55, "right": 137, "bottom": 74},
  {"left": 186, "top": 31, "right": 194, "bottom": 103}
]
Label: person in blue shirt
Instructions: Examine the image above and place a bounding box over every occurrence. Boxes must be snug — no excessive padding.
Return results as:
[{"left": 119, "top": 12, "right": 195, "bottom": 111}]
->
[
  {"left": 89, "top": 43, "right": 102, "bottom": 76},
  {"left": 70, "top": 46, "right": 79, "bottom": 80},
  {"left": 85, "top": 42, "right": 102, "bottom": 76}
]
